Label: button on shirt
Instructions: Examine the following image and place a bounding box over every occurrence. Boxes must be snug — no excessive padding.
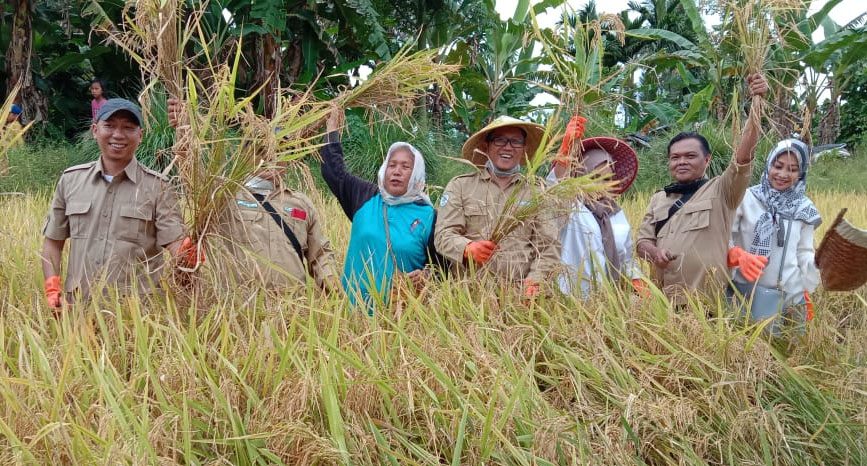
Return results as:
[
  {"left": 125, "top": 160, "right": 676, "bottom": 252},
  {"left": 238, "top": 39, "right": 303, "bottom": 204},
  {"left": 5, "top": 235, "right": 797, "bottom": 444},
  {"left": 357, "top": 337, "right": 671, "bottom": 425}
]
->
[
  {"left": 215, "top": 188, "right": 337, "bottom": 289},
  {"left": 42, "top": 159, "right": 184, "bottom": 298},
  {"left": 636, "top": 160, "right": 752, "bottom": 302},
  {"left": 435, "top": 169, "right": 561, "bottom": 283}
]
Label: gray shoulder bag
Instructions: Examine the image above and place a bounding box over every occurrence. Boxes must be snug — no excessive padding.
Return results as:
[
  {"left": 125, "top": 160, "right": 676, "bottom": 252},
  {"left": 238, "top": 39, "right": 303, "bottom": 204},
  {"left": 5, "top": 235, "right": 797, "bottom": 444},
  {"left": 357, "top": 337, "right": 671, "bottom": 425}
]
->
[{"left": 728, "top": 219, "right": 792, "bottom": 335}]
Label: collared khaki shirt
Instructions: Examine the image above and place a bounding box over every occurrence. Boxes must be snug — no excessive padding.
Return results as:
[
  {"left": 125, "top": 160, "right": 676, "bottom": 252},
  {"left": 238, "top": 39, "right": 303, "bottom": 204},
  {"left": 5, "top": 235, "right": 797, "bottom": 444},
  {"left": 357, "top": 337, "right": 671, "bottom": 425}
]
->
[
  {"left": 636, "top": 160, "right": 752, "bottom": 302},
  {"left": 214, "top": 188, "right": 337, "bottom": 289},
  {"left": 435, "top": 169, "right": 561, "bottom": 284},
  {"left": 42, "top": 158, "right": 184, "bottom": 298}
]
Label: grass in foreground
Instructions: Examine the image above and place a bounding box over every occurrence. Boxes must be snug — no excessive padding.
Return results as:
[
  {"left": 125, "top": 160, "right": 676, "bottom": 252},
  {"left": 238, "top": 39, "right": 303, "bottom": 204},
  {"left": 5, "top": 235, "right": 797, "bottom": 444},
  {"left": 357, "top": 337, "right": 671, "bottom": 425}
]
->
[{"left": 0, "top": 192, "right": 864, "bottom": 464}]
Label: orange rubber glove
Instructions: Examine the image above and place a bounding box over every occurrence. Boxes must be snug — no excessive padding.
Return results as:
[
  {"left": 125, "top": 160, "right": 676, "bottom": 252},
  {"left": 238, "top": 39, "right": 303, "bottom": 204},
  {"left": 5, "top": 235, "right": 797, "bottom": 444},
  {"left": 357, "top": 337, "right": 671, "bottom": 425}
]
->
[
  {"left": 804, "top": 290, "right": 814, "bottom": 321},
  {"left": 524, "top": 279, "right": 540, "bottom": 298},
  {"left": 464, "top": 240, "right": 497, "bottom": 265},
  {"left": 555, "top": 116, "right": 588, "bottom": 166},
  {"left": 44, "top": 275, "right": 63, "bottom": 309},
  {"left": 178, "top": 237, "right": 206, "bottom": 268},
  {"left": 727, "top": 246, "right": 768, "bottom": 282},
  {"left": 631, "top": 278, "right": 650, "bottom": 297}
]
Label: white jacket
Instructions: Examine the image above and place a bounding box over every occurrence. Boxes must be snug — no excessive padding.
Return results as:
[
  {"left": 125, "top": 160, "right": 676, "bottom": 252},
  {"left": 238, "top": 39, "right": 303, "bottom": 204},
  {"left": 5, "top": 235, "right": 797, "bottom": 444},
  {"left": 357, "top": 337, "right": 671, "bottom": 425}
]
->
[
  {"left": 731, "top": 189, "right": 819, "bottom": 304},
  {"left": 557, "top": 202, "right": 642, "bottom": 296}
]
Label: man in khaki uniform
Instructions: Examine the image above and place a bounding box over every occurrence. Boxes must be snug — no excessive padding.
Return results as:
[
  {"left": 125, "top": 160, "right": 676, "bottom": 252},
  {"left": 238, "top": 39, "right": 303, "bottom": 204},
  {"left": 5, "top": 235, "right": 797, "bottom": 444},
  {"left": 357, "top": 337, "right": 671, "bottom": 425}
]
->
[
  {"left": 213, "top": 172, "right": 337, "bottom": 290},
  {"left": 635, "top": 74, "right": 769, "bottom": 303},
  {"left": 41, "top": 99, "right": 199, "bottom": 309},
  {"left": 166, "top": 98, "right": 337, "bottom": 291},
  {"left": 435, "top": 116, "right": 560, "bottom": 296}
]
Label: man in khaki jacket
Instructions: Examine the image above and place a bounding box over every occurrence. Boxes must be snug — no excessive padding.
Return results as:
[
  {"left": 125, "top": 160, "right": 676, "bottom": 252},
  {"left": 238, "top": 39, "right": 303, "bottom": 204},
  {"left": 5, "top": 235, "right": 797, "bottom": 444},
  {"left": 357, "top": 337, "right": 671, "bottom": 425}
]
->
[
  {"left": 635, "top": 74, "right": 769, "bottom": 303},
  {"left": 41, "top": 99, "right": 200, "bottom": 310},
  {"left": 214, "top": 170, "right": 337, "bottom": 291},
  {"left": 435, "top": 116, "right": 560, "bottom": 297},
  {"left": 166, "top": 99, "right": 338, "bottom": 291}
]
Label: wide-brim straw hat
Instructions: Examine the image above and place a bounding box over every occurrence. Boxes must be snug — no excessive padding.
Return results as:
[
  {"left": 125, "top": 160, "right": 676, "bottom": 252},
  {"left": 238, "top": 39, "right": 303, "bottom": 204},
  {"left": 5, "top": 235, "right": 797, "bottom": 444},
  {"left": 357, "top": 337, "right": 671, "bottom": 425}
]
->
[
  {"left": 815, "top": 208, "right": 867, "bottom": 291},
  {"left": 461, "top": 116, "right": 545, "bottom": 167},
  {"left": 580, "top": 136, "right": 638, "bottom": 195}
]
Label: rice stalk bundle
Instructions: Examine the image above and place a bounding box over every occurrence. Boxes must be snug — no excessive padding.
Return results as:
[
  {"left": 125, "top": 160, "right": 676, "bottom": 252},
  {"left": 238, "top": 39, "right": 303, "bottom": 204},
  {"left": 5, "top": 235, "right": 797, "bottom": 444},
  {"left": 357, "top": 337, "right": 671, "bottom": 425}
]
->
[
  {"left": 487, "top": 114, "right": 616, "bottom": 245},
  {"left": 530, "top": 8, "right": 625, "bottom": 170},
  {"left": 722, "top": 0, "right": 806, "bottom": 131},
  {"left": 102, "top": 2, "right": 460, "bottom": 271},
  {"left": 279, "top": 44, "right": 461, "bottom": 140}
]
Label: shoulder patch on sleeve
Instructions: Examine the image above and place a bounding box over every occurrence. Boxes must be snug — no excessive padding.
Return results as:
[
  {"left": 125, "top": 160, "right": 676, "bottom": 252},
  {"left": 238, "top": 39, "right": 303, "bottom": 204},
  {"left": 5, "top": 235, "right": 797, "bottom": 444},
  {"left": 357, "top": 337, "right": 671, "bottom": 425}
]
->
[
  {"left": 140, "top": 164, "right": 169, "bottom": 180},
  {"left": 439, "top": 193, "right": 450, "bottom": 207},
  {"left": 63, "top": 161, "right": 96, "bottom": 173}
]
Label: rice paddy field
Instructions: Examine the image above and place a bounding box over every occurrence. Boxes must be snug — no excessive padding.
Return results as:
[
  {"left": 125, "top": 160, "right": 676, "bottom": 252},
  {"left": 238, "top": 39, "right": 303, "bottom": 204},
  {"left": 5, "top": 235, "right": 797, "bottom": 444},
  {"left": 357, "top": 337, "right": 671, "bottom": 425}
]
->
[{"left": 0, "top": 185, "right": 864, "bottom": 465}]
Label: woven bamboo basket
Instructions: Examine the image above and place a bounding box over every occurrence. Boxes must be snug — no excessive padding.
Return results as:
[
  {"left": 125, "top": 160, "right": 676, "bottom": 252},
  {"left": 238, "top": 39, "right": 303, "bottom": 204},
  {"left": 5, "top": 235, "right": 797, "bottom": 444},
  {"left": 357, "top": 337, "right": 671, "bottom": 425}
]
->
[{"left": 815, "top": 208, "right": 867, "bottom": 291}]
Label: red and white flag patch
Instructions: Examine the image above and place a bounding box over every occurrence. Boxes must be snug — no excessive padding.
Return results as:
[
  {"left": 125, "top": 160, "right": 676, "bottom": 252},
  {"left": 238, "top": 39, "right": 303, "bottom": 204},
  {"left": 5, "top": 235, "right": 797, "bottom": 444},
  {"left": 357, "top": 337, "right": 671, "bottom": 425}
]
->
[{"left": 284, "top": 206, "right": 307, "bottom": 220}]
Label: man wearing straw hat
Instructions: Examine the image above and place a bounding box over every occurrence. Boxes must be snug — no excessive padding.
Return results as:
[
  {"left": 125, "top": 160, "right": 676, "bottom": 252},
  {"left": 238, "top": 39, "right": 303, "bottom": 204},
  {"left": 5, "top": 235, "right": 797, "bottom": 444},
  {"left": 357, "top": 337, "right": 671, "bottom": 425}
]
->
[
  {"left": 635, "top": 74, "right": 769, "bottom": 304},
  {"left": 435, "top": 116, "right": 561, "bottom": 296},
  {"left": 41, "top": 98, "right": 202, "bottom": 312}
]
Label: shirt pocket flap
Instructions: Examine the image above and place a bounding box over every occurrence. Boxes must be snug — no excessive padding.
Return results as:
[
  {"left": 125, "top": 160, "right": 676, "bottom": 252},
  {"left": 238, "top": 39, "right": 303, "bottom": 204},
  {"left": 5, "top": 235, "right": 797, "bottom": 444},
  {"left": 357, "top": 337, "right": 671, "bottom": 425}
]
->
[
  {"left": 681, "top": 198, "right": 713, "bottom": 214},
  {"left": 652, "top": 204, "right": 670, "bottom": 223},
  {"left": 65, "top": 201, "right": 91, "bottom": 216},
  {"left": 464, "top": 203, "right": 487, "bottom": 217},
  {"left": 680, "top": 198, "right": 713, "bottom": 232},
  {"left": 119, "top": 204, "right": 154, "bottom": 221}
]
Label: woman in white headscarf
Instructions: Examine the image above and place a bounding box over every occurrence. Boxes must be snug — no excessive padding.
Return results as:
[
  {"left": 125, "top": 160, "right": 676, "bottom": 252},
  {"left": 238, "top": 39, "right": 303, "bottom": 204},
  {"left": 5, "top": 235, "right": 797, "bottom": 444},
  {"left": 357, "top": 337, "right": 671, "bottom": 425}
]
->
[
  {"left": 321, "top": 107, "right": 443, "bottom": 309},
  {"left": 729, "top": 138, "right": 822, "bottom": 330}
]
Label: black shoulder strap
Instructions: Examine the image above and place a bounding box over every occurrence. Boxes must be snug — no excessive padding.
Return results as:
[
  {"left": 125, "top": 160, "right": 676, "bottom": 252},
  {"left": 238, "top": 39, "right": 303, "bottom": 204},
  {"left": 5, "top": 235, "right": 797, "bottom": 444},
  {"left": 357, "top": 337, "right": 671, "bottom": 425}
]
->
[
  {"left": 251, "top": 193, "right": 305, "bottom": 266},
  {"left": 654, "top": 190, "right": 700, "bottom": 236}
]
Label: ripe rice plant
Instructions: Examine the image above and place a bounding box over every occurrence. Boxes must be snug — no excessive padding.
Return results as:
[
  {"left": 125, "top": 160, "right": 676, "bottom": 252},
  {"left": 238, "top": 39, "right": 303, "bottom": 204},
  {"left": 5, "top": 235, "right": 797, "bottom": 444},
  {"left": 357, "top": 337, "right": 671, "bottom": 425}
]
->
[
  {"left": 530, "top": 7, "right": 626, "bottom": 167},
  {"left": 0, "top": 191, "right": 864, "bottom": 464},
  {"left": 99, "top": 0, "right": 459, "bottom": 271},
  {"left": 721, "top": 0, "right": 807, "bottom": 139}
]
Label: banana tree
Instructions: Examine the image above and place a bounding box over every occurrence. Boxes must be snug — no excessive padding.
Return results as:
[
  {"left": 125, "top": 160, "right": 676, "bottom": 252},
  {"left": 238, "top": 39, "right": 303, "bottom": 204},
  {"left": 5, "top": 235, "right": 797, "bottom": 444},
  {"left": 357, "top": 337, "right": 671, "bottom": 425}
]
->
[
  {"left": 801, "top": 20, "right": 867, "bottom": 144},
  {"left": 449, "top": 0, "right": 563, "bottom": 133}
]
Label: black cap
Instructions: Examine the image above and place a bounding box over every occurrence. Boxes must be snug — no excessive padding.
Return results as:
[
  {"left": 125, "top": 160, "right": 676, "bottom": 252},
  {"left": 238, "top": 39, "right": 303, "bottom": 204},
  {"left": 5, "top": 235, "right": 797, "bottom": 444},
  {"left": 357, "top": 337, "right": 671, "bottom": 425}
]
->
[{"left": 95, "top": 98, "right": 143, "bottom": 126}]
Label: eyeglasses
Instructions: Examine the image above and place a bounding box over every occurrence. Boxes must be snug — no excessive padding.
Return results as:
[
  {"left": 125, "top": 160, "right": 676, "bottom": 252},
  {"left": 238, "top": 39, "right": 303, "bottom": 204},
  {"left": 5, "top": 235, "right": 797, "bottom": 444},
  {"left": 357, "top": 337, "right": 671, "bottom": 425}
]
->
[{"left": 490, "top": 137, "right": 526, "bottom": 148}]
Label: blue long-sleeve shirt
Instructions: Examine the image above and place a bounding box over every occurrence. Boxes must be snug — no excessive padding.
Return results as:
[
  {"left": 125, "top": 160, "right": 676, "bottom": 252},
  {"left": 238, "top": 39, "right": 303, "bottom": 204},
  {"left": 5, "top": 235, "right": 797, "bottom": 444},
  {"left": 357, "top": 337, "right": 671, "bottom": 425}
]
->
[{"left": 320, "top": 132, "right": 443, "bottom": 308}]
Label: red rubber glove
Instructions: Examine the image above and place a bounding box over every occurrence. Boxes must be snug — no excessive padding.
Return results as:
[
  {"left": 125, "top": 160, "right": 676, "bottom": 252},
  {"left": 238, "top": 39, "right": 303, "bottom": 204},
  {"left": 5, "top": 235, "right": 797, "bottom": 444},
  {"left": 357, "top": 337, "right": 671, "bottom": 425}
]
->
[
  {"left": 178, "top": 237, "right": 206, "bottom": 268},
  {"left": 464, "top": 241, "right": 497, "bottom": 265},
  {"left": 555, "top": 115, "right": 588, "bottom": 165},
  {"left": 524, "top": 279, "right": 540, "bottom": 298},
  {"left": 45, "top": 275, "right": 63, "bottom": 310},
  {"left": 631, "top": 278, "right": 650, "bottom": 297},
  {"left": 804, "top": 290, "right": 814, "bottom": 321},
  {"left": 727, "top": 246, "right": 768, "bottom": 282}
]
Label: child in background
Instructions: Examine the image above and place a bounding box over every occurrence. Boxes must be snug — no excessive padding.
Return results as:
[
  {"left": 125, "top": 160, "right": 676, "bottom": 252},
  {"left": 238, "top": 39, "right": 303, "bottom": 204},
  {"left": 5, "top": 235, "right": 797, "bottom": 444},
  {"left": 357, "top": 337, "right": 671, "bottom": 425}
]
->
[
  {"left": 4, "top": 104, "right": 25, "bottom": 148},
  {"left": 90, "top": 79, "right": 108, "bottom": 122}
]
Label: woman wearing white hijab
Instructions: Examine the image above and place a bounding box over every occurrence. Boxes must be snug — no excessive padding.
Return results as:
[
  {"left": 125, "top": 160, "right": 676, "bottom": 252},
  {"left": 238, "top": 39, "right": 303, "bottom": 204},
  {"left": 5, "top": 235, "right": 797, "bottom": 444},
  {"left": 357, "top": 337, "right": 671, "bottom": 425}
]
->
[
  {"left": 321, "top": 108, "right": 442, "bottom": 308},
  {"left": 730, "top": 138, "right": 822, "bottom": 330}
]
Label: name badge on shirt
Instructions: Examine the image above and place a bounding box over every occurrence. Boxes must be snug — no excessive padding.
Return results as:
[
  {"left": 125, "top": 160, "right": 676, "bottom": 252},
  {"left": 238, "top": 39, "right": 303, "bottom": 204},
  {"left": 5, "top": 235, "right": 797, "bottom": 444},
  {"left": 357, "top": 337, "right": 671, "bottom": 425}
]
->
[{"left": 237, "top": 200, "right": 258, "bottom": 209}]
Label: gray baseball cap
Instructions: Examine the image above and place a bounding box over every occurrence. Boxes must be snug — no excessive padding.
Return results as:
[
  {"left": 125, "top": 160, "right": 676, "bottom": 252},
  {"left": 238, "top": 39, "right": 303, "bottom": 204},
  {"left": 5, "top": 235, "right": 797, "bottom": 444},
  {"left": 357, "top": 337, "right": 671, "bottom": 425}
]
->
[{"left": 95, "top": 98, "right": 143, "bottom": 126}]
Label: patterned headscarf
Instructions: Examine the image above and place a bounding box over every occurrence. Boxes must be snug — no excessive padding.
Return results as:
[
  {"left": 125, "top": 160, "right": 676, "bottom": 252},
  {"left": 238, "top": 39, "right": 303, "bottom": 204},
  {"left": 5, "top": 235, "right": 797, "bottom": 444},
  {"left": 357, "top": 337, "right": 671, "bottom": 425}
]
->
[
  {"left": 377, "top": 142, "right": 431, "bottom": 206},
  {"left": 748, "top": 139, "right": 821, "bottom": 257}
]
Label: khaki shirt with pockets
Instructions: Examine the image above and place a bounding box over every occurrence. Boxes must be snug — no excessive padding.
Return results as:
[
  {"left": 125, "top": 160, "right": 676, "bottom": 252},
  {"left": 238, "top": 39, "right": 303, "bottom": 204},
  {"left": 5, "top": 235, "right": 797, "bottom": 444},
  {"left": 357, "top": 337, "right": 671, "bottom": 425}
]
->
[
  {"left": 435, "top": 169, "right": 561, "bottom": 284},
  {"left": 215, "top": 187, "right": 337, "bottom": 289},
  {"left": 42, "top": 158, "right": 184, "bottom": 298},
  {"left": 636, "top": 160, "right": 752, "bottom": 302}
]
